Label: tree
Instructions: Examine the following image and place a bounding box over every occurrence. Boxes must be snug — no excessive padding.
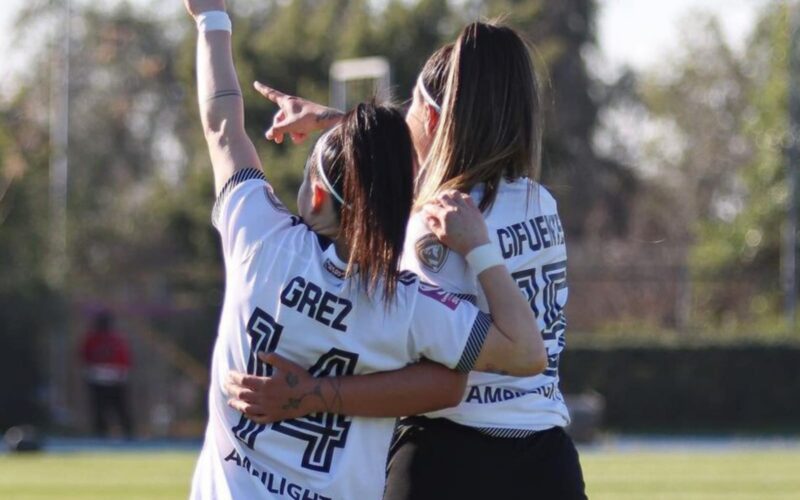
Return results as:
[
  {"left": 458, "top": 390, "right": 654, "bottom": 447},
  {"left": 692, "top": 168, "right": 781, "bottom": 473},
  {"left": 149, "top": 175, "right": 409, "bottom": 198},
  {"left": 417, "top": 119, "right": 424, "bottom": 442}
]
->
[
  {"left": 691, "top": 3, "right": 791, "bottom": 325},
  {"left": 624, "top": 3, "right": 791, "bottom": 328},
  {"left": 0, "top": 99, "right": 54, "bottom": 429}
]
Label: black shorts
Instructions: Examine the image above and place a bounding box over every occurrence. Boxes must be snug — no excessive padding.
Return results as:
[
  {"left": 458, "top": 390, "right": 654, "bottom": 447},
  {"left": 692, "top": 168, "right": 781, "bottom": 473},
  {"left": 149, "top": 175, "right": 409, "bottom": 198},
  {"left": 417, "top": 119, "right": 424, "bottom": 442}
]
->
[{"left": 384, "top": 417, "right": 587, "bottom": 500}]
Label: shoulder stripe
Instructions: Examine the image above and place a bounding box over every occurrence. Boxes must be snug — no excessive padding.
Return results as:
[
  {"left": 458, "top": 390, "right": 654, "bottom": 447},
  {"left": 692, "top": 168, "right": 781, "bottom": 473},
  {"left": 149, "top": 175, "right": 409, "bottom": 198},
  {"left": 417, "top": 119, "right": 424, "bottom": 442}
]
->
[
  {"left": 398, "top": 270, "right": 418, "bottom": 286},
  {"left": 473, "top": 427, "right": 541, "bottom": 439},
  {"left": 455, "top": 311, "right": 492, "bottom": 373},
  {"left": 212, "top": 168, "right": 266, "bottom": 227},
  {"left": 453, "top": 293, "right": 477, "bottom": 305}
]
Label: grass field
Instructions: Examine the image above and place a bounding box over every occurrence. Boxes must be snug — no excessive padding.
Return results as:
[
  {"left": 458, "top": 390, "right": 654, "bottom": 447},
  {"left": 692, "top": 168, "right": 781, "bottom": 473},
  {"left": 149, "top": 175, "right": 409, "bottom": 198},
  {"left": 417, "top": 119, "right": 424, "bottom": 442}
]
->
[{"left": 1, "top": 448, "right": 799, "bottom": 499}]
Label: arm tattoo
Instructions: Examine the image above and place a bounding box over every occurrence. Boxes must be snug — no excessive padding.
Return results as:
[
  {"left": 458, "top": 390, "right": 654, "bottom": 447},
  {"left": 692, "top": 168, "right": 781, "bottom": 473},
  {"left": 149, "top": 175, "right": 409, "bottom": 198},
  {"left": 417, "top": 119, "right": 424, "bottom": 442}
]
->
[
  {"left": 322, "top": 377, "right": 343, "bottom": 414},
  {"left": 285, "top": 372, "right": 299, "bottom": 388},
  {"left": 280, "top": 377, "right": 343, "bottom": 415},
  {"left": 315, "top": 110, "right": 344, "bottom": 123},
  {"left": 283, "top": 397, "right": 303, "bottom": 410},
  {"left": 206, "top": 89, "right": 242, "bottom": 101}
]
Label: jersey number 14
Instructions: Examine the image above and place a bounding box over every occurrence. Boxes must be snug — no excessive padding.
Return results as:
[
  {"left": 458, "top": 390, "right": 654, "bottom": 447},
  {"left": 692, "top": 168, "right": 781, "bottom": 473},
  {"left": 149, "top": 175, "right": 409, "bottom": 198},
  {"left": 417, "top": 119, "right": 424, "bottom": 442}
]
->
[{"left": 231, "top": 307, "right": 359, "bottom": 473}]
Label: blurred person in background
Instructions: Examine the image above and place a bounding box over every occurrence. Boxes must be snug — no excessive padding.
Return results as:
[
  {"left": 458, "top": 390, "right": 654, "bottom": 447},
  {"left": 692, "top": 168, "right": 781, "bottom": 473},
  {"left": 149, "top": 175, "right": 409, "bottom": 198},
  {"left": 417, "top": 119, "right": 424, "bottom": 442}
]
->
[{"left": 79, "top": 310, "right": 133, "bottom": 438}]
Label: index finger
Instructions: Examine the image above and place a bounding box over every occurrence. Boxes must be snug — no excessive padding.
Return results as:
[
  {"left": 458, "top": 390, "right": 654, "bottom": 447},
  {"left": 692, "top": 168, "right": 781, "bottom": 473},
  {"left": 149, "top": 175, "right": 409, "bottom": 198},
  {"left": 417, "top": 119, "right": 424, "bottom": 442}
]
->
[
  {"left": 254, "top": 81, "right": 287, "bottom": 105},
  {"left": 258, "top": 352, "right": 305, "bottom": 374}
]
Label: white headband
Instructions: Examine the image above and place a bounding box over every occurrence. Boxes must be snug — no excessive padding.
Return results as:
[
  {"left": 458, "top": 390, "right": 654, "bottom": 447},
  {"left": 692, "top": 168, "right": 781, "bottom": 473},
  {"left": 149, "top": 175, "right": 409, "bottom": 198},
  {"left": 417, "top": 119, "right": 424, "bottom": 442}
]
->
[
  {"left": 416, "top": 75, "right": 442, "bottom": 113},
  {"left": 315, "top": 134, "right": 347, "bottom": 206}
]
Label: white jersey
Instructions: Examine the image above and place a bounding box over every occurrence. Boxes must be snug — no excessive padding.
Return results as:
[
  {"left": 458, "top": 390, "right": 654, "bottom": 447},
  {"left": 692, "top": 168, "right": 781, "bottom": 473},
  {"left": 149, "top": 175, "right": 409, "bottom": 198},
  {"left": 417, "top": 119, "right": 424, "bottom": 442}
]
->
[
  {"left": 401, "top": 178, "right": 570, "bottom": 436},
  {"left": 190, "top": 168, "right": 491, "bottom": 500}
]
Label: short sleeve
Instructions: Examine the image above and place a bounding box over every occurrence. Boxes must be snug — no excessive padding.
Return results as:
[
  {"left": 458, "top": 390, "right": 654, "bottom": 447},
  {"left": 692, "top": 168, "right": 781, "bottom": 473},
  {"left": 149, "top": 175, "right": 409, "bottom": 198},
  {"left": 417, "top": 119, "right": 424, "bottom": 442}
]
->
[
  {"left": 401, "top": 212, "right": 475, "bottom": 295},
  {"left": 212, "top": 168, "right": 293, "bottom": 262},
  {"left": 408, "top": 283, "right": 492, "bottom": 373}
]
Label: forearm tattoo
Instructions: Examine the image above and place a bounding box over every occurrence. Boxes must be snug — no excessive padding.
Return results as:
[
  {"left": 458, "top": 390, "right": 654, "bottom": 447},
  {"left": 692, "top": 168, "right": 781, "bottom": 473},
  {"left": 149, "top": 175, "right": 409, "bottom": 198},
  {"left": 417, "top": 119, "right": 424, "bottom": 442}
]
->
[
  {"left": 281, "top": 375, "right": 343, "bottom": 414},
  {"left": 322, "top": 378, "right": 344, "bottom": 414},
  {"left": 206, "top": 89, "right": 242, "bottom": 101}
]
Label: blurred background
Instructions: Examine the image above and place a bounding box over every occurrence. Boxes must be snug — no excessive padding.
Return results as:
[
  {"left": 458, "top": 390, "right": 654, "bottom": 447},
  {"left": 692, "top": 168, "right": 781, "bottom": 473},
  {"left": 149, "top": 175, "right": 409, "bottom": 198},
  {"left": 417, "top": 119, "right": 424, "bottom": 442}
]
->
[{"left": 0, "top": 0, "right": 799, "bottom": 497}]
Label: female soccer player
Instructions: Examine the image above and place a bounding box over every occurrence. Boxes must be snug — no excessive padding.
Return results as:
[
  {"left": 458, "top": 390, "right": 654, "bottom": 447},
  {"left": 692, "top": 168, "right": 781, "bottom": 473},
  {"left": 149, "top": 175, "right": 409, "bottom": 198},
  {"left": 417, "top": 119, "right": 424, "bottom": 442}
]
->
[
  {"left": 183, "top": 1, "right": 546, "bottom": 498},
  {"left": 234, "top": 21, "right": 587, "bottom": 499}
]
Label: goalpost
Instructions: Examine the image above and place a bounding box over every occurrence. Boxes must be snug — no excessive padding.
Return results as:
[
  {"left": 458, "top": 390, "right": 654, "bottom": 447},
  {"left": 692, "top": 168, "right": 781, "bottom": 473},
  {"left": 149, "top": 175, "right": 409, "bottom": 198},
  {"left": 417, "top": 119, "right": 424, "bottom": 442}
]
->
[{"left": 329, "top": 57, "right": 391, "bottom": 111}]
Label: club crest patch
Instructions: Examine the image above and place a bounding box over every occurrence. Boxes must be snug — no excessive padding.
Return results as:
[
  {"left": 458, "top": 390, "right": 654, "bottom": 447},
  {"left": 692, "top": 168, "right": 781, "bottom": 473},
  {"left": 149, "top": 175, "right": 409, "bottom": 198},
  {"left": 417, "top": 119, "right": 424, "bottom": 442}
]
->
[
  {"left": 415, "top": 234, "right": 449, "bottom": 273},
  {"left": 263, "top": 185, "right": 289, "bottom": 214}
]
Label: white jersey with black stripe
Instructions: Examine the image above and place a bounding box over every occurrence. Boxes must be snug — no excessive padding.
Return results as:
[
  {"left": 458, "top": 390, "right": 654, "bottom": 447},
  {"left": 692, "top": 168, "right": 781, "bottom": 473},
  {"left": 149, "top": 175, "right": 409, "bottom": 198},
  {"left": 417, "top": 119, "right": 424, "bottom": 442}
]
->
[
  {"left": 191, "top": 168, "right": 491, "bottom": 500},
  {"left": 401, "top": 178, "right": 571, "bottom": 435}
]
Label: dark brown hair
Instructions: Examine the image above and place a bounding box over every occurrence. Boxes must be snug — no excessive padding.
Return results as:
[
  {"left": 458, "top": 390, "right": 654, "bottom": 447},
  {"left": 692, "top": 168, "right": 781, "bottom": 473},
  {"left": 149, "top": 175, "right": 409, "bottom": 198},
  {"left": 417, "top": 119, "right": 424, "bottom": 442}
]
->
[
  {"left": 416, "top": 21, "right": 543, "bottom": 211},
  {"left": 312, "top": 102, "right": 415, "bottom": 302}
]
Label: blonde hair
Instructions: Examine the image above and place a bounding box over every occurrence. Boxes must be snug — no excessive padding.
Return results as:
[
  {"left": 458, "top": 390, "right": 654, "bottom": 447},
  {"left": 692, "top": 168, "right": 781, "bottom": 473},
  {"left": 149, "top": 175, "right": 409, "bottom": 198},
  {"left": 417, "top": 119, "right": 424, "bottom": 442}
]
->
[{"left": 415, "top": 21, "right": 543, "bottom": 211}]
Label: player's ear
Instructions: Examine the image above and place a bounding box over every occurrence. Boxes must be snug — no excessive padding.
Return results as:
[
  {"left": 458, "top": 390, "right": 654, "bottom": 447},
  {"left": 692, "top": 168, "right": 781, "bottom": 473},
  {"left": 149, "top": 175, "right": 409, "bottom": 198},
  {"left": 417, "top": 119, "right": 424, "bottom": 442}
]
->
[
  {"left": 311, "top": 183, "right": 327, "bottom": 213},
  {"left": 425, "top": 105, "right": 439, "bottom": 136}
]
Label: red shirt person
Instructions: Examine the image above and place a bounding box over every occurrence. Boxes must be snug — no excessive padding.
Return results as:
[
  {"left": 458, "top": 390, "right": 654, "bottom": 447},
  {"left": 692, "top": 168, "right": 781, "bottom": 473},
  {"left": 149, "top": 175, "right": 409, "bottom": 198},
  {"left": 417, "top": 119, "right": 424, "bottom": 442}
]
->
[{"left": 80, "top": 311, "right": 133, "bottom": 438}]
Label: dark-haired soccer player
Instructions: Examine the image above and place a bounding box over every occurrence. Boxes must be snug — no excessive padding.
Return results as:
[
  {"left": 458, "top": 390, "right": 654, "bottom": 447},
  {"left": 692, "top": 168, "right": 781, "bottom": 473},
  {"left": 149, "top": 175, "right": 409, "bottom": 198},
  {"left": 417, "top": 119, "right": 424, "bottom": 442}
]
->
[{"left": 183, "top": 1, "right": 546, "bottom": 497}]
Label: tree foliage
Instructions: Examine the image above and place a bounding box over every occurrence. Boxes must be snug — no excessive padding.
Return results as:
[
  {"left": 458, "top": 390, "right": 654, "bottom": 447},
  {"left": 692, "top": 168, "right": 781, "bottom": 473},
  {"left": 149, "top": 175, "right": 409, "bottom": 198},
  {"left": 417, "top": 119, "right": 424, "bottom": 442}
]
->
[{"left": 631, "top": 3, "right": 792, "bottom": 327}]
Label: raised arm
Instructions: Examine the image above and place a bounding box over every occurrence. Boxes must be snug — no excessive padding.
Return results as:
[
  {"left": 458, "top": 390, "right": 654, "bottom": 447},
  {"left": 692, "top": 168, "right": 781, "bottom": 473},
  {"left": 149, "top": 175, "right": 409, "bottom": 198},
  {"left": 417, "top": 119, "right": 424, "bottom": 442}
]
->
[{"left": 185, "top": 0, "right": 262, "bottom": 193}]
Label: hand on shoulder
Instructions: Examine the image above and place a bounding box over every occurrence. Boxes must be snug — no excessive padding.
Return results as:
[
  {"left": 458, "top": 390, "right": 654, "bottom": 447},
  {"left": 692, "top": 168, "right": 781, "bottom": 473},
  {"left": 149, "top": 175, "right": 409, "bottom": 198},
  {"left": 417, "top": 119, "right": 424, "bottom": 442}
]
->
[{"left": 422, "top": 190, "right": 490, "bottom": 256}]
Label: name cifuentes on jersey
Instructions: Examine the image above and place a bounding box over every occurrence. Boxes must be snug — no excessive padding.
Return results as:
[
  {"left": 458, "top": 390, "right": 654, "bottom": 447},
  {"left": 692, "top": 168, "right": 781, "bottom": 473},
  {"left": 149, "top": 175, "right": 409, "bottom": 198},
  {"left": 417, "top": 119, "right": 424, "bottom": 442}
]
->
[
  {"left": 401, "top": 178, "right": 571, "bottom": 436},
  {"left": 191, "top": 169, "right": 491, "bottom": 500}
]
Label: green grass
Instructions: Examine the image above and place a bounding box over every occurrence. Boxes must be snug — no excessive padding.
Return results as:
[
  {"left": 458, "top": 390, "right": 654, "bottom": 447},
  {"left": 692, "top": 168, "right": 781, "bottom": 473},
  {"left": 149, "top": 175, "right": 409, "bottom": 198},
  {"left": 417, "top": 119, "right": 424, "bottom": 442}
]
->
[
  {"left": 0, "top": 452, "right": 196, "bottom": 500},
  {"left": 0, "top": 449, "right": 798, "bottom": 499},
  {"left": 581, "top": 450, "right": 800, "bottom": 499}
]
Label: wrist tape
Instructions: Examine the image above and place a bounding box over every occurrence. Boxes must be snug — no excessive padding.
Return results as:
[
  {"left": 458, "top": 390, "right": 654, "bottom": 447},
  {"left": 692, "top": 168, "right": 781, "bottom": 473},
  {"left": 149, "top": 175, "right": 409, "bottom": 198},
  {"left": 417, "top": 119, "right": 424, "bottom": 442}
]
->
[
  {"left": 196, "top": 11, "right": 232, "bottom": 33},
  {"left": 465, "top": 243, "right": 504, "bottom": 275}
]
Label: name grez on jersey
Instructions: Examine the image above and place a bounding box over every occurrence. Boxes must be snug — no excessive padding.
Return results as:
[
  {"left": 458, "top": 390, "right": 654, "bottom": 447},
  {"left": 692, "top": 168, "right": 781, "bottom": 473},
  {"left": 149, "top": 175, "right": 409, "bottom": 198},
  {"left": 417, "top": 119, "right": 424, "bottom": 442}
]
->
[
  {"left": 280, "top": 276, "right": 353, "bottom": 332},
  {"left": 496, "top": 214, "right": 565, "bottom": 258}
]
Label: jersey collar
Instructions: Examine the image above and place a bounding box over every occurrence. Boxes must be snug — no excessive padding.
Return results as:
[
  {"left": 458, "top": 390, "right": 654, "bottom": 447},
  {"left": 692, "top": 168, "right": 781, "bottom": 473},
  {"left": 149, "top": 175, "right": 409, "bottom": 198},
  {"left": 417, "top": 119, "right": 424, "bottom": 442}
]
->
[{"left": 322, "top": 244, "right": 349, "bottom": 281}]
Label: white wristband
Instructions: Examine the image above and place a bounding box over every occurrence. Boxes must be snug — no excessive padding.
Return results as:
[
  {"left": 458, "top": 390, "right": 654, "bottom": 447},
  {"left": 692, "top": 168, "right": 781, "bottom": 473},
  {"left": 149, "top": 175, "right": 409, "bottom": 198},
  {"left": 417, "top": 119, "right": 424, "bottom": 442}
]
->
[
  {"left": 465, "top": 243, "right": 504, "bottom": 275},
  {"left": 196, "top": 11, "right": 232, "bottom": 33}
]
